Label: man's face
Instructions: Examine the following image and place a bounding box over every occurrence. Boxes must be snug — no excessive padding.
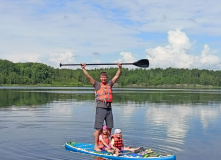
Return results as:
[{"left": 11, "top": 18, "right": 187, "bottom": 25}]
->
[{"left": 100, "top": 75, "right": 107, "bottom": 84}]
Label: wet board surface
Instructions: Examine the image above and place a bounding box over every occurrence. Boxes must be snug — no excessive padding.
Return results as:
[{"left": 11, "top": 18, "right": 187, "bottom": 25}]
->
[{"left": 65, "top": 142, "right": 176, "bottom": 160}]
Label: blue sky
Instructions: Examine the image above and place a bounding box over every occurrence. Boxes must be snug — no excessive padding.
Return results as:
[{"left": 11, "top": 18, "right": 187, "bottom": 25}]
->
[{"left": 0, "top": 0, "right": 221, "bottom": 70}]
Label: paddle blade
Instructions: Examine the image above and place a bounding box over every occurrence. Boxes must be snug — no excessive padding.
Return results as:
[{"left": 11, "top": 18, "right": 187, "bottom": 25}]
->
[{"left": 133, "top": 59, "right": 149, "bottom": 68}]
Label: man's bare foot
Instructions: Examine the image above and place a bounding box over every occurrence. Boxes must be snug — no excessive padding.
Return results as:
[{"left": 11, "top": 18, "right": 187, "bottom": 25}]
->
[{"left": 94, "top": 146, "right": 102, "bottom": 152}]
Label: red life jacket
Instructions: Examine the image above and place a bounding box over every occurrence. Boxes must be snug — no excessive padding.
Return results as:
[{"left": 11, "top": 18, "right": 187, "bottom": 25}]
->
[
  {"left": 96, "top": 83, "right": 112, "bottom": 103},
  {"left": 111, "top": 135, "right": 123, "bottom": 150},
  {"left": 98, "top": 133, "right": 109, "bottom": 149}
]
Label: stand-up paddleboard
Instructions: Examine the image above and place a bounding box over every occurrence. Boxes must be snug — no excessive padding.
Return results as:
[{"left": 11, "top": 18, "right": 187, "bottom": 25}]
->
[{"left": 65, "top": 142, "right": 176, "bottom": 160}]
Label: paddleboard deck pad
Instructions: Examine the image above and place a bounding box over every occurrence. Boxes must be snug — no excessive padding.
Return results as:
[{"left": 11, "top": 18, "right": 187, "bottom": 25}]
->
[{"left": 65, "top": 142, "right": 176, "bottom": 160}]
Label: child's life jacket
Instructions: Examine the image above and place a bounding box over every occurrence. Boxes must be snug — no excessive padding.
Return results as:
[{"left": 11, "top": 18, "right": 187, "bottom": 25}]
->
[
  {"left": 111, "top": 135, "right": 123, "bottom": 150},
  {"left": 98, "top": 133, "right": 110, "bottom": 148}
]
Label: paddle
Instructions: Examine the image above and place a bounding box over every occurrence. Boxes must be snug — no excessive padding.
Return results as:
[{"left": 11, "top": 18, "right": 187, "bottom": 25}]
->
[{"left": 60, "top": 59, "right": 149, "bottom": 68}]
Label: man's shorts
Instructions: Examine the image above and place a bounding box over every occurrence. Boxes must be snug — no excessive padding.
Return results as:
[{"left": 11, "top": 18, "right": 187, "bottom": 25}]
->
[{"left": 94, "top": 107, "right": 113, "bottom": 130}]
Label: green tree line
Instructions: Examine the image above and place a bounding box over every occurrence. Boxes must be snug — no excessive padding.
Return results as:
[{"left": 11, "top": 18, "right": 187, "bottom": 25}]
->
[{"left": 1, "top": 59, "right": 221, "bottom": 87}]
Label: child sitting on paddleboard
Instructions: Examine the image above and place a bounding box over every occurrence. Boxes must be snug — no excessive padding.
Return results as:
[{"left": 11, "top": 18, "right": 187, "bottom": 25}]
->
[
  {"left": 97, "top": 125, "right": 114, "bottom": 153},
  {"left": 111, "top": 129, "right": 141, "bottom": 156}
]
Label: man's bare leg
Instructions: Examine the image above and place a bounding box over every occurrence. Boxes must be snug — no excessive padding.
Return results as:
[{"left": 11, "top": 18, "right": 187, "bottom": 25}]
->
[
  {"left": 108, "top": 128, "right": 112, "bottom": 135},
  {"left": 94, "top": 129, "right": 101, "bottom": 151}
]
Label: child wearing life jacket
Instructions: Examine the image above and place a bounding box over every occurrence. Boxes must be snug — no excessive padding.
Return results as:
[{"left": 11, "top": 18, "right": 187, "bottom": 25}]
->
[
  {"left": 97, "top": 125, "right": 113, "bottom": 153},
  {"left": 111, "top": 129, "right": 141, "bottom": 156}
]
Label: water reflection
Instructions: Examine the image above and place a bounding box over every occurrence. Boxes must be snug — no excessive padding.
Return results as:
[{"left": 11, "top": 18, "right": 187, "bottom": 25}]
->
[
  {"left": 1, "top": 87, "right": 221, "bottom": 108},
  {"left": 94, "top": 157, "right": 106, "bottom": 160},
  {"left": 1, "top": 87, "right": 221, "bottom": 160},
  {"left": 0, "top": 87, "right": 94, "bottom": 108}
]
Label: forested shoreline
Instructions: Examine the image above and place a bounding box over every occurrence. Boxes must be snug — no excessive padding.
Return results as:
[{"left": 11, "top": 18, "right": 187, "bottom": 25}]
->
[{"left": 0, "top": 59, "right": 221, "bottom": 88}]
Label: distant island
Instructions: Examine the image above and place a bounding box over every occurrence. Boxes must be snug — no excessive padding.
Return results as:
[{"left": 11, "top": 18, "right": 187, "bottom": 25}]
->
[{"left": 0, "top": 59, "right": 221, "bottom": 88}]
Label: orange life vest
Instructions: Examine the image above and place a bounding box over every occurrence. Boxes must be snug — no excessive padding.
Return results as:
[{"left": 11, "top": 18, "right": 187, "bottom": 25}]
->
[
  {"left": 111, "top": 135, "right": 123, "bottom": 150},
  {"left": 98, "top": 133, "right": 110, "bottom": 149},
  {"left": 96, "top": 83, "right": 112, "bottom": 103}
]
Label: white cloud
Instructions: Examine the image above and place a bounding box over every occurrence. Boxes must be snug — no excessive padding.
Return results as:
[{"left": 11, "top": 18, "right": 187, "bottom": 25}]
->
[
  {"left": 0, "top": 1, "right": 221, "bottom": 69},
  {"left": 168, "top": 30, "right": 191, "bottom": 51},
  {"left": 146, "top": 30, "right": 221, "bottom": 70},
  {"left": 118, "top": 52, "right": 137, "bottom": 63},
  {"left": 49, "top": 51, "right": 75, "bottom": 67},
  {"left": 108, "top": 1, "right": 221, "bottom": 35},
  {"left": 4, "top": 53, "right": 40, "bottom": 63},
  {"left": 198, "top": 44, "right": 220, "bottom": 66},
  {"left": 115, "top": 52, "right": 138, "bottom": 69}
]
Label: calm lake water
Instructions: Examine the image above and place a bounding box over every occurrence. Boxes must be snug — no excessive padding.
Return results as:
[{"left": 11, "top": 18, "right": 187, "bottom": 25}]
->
[{"left": 0, "top": 87, "right": 221, "bottom": 160}]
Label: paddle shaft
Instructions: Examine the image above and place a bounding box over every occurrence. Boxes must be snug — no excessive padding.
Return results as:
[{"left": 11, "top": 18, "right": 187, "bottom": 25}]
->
[
  {"left": 60, "top": 59, "right": 149, "bottom": 68},
  {"left": 60, "top": 63, "right": 133, "bottom": 67}
]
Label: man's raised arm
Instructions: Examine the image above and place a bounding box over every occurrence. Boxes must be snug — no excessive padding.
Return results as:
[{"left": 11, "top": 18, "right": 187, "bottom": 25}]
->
[
  {"left": 81, "top": 63, "right": 95, "bottom": 85},
  {"left": 112, "top": 63, "right": 122, "bottom": 83}
]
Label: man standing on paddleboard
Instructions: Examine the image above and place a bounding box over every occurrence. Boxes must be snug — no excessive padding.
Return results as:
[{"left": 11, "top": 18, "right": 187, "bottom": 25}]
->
[{"left": 81, "top": 62, "right": 122, "bottom": 152}]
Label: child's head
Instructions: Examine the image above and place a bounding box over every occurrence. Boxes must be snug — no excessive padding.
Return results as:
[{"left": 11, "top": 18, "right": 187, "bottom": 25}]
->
[
  {"left": 102, "top": 125, "right": 108, "bottom": 134},
  {"left": 103, "top": 125, "right": 107, "bottom": 130},
  {"left": 114, "top": 129, "right": 122, "bottom": 137}
]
